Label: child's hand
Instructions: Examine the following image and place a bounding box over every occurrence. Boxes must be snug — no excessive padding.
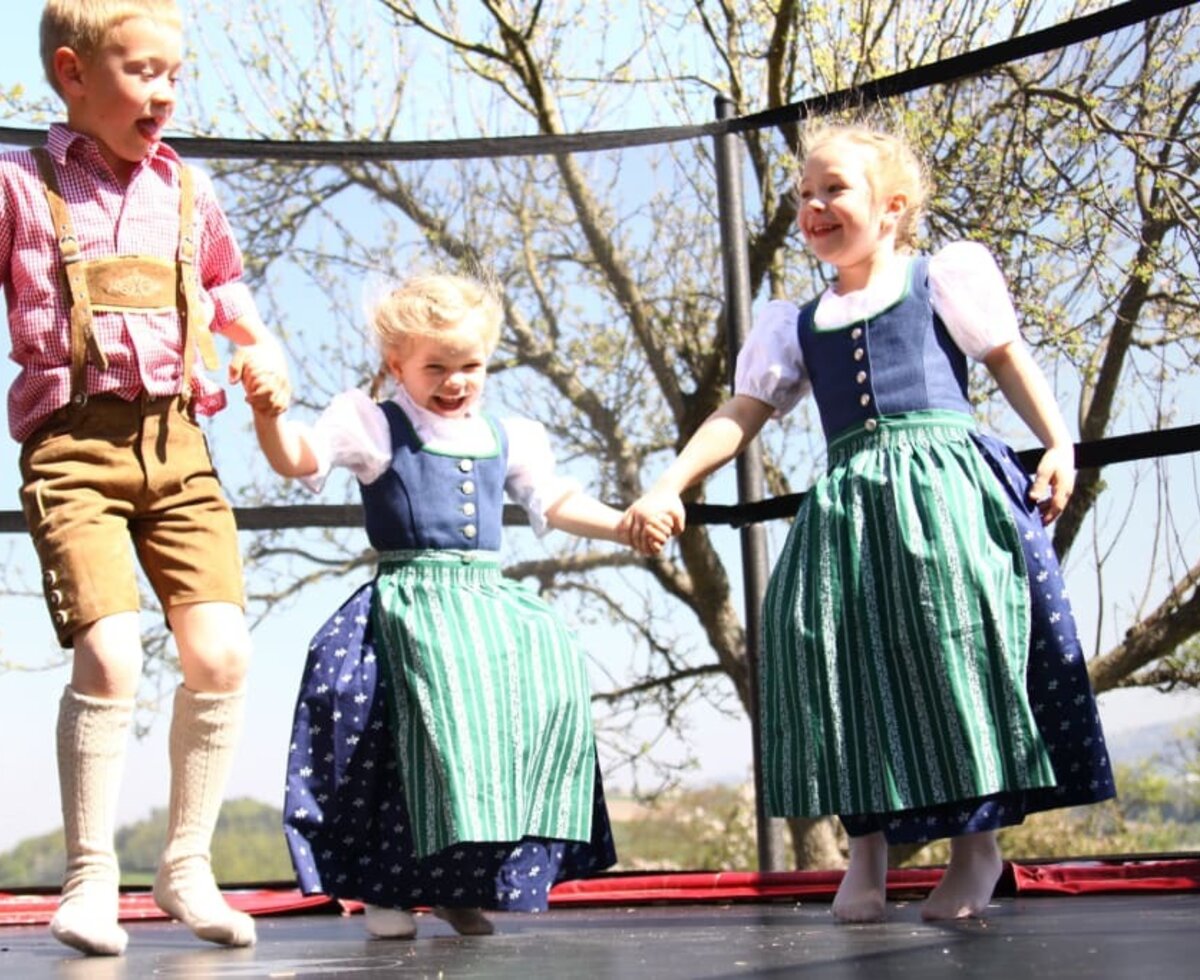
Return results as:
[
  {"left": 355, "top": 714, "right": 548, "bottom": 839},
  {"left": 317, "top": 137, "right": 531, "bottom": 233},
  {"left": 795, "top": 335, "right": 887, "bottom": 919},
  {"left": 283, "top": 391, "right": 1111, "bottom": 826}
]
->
[
  {"left": 635, "top": 513, "right": 677, "bottom": 556},
  {"left": 620, "top": 510, "right": 675, "bottom": 556},
  {"left": 621, "top": 491, "right": 686, "bottom": 556},
  {"left": 1028, "top": 445, "right": 1075, "bottom": 525},
  {"left": 244, "top": 364, "right": 291, "bottom": 416},
  {"left": 238, "top": 356, "right": 290, "bottom": 416},
  {"left": 231, "top": 343, "right": 291, "bottom": 416}
]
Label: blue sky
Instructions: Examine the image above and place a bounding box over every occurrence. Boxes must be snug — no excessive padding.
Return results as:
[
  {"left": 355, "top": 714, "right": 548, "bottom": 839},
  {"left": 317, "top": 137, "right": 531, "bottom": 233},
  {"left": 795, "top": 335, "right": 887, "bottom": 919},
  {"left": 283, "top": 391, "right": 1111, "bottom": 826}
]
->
[{"left": 2, "top": 2, "right": 1199, "bottom": 857}]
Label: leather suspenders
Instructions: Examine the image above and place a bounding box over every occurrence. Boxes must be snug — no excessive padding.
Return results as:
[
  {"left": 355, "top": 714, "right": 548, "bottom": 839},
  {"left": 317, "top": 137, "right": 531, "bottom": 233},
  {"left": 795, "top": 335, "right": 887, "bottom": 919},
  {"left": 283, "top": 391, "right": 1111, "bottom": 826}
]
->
[
  {"left": 30, "top": 148, "right": 220, "bottom": 406},
  {"left": 175, "top": 163, "right": 221, "bottom": 392}
]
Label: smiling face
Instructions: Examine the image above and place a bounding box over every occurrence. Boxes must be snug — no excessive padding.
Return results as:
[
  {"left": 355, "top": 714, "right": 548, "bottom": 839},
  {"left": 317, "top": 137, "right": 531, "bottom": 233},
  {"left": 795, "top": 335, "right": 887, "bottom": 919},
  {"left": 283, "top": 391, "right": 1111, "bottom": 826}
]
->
[
  {"left": 57, "top": 15, "right": 182, "bottom": 183},
  {"left": 797, "top": 137, "right": 905, "bottom": 292},
  {"left": 385, "top": 330, "right": 490, "bottom": 419}
]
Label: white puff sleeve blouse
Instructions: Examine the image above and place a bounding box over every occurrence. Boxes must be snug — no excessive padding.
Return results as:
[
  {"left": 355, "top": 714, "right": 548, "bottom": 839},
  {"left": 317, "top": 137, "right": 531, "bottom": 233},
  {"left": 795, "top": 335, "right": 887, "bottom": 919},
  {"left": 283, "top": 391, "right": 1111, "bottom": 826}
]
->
[
  {"left": 294, "top": 386, "right": 579, "bottom": 537},
  {"left": 734, "top": 241, "right": 1022, "bottom": 416}
]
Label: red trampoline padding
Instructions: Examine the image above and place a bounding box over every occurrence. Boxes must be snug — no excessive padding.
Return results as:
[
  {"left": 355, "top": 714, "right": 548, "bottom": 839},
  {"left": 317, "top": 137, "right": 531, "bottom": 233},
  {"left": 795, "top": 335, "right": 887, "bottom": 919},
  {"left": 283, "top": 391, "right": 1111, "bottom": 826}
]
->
[
  {"left": 0, "top": 889, "right": 344, "bottom": 927},
  {"left": 4, "top": 859, "right": 1200, "bottom": 926},
  {"left": 1010, "top": 859, "right": 1200, "bottom": 895},
  {"left": 547, "top": 868, "right": 942, "bottom": 905}
]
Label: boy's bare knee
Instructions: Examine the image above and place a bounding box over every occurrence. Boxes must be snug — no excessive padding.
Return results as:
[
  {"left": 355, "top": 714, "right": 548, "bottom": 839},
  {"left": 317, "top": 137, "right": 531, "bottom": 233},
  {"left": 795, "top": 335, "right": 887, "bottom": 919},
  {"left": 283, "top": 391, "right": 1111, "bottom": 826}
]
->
[
  {"left": 169, "top": 603, "right": 252, "bottom": 693},
  {"left": 184, "top": 652, "right": 249, "bottom": 694},
  {"left": 69, "top": 612, "right": 144, "bottom": 698}
]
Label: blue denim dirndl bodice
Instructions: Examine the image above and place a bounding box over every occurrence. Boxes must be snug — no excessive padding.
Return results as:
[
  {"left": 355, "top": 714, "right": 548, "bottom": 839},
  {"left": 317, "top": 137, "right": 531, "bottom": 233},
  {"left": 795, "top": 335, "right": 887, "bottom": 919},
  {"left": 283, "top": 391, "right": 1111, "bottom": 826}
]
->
[
  {"left": 358, "top": 400, "right": 508, "bottom": 551},
  {"left": 797, "top": 256, "right": 973, "bottom": 443}
]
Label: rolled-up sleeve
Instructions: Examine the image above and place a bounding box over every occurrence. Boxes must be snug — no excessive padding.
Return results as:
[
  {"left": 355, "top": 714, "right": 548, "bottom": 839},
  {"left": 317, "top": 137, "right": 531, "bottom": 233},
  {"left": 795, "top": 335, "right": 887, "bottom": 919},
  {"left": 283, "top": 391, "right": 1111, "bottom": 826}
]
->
[
  {"left": 192, "top": 166, "right": 259, "bottom": 331},
  {"left": 734, "top": 299, "right": 811, "bottom": 417}
]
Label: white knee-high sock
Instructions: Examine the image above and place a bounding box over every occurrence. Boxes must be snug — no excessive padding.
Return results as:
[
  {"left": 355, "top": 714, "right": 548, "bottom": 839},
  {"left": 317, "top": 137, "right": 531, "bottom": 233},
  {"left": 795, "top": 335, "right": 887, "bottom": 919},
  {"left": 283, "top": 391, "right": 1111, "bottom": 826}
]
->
[
  {"left": 50, "top": 686, "right": 133, "bottom": 956},
  {"left": 152, "top": 686, "right": 255, "bottom": 947}
]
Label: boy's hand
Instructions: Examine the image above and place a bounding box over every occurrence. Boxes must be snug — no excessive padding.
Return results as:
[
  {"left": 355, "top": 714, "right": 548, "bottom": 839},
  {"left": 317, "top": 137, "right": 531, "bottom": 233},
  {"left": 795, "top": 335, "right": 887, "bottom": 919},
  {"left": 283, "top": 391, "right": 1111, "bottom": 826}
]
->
[
  {"left": 244, "top": 367, "right": 290, "bottom": 416},
  {"left": 1029, "top": 445, "right": 1075, "bottom": 524},
  {"left": 235, "top": 347, "right": 291, "bottom": 416},
  {"left": 230, "top": 341, "right": 291, "bottom": 416}
]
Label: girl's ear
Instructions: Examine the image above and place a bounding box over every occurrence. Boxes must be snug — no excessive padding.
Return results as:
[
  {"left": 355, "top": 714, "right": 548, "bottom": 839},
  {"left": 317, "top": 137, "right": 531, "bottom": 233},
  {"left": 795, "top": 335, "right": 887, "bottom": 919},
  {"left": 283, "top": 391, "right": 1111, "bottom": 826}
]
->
[
  {"left": 880, "top": 191, "right": 908, "bottom": 233},
  {"left": 382, "top": 346, "right": 404, "bottom": 382},
  {"left": 52, "top": 47, "right": 87, "bottom": 98}
]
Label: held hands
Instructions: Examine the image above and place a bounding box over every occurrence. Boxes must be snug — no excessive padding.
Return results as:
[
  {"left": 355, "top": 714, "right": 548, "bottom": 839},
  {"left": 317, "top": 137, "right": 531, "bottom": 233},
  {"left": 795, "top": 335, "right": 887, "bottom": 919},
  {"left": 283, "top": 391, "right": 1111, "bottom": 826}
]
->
[
  {"left": 230, "top": 340, "right": 291, "bottom": 417},
  {"left": 621, "top": 489, "right": 687, "bottom": 556},
  {"left": 1028, "top": 445, "right": 1075, "bottom": 525}
]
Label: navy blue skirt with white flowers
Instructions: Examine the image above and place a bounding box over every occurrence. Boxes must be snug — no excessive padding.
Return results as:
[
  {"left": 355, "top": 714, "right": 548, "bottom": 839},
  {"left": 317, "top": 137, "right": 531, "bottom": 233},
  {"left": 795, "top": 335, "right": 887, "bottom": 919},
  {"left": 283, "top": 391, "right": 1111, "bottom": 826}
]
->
[
  {"left": 283, "top": 582, "right": 617, "bottom": 911},
  {"left": 839, "top": 433, "right": 1115, "bottom": 843}
]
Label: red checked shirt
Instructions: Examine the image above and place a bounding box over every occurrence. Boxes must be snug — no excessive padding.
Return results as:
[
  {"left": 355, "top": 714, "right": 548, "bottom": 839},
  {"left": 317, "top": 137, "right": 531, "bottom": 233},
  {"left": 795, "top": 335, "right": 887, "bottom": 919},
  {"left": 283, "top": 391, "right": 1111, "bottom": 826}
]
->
[{"left": 0, "top": 123, "right": 258, "bottom": 442}]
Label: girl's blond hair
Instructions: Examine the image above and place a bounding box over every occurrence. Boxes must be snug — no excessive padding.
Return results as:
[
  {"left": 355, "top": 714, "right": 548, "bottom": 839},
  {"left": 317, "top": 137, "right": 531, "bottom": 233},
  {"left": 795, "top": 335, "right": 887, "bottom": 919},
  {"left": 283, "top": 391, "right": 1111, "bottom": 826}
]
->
[
  {"left": 41, "top": 0, "right": 182, "bottom": 97},
  {"left": 370, "top": 273, "right": 503, "bottom": 358},
  {"left": 800, "top": 119, "right": 930, "bottom": 251}
]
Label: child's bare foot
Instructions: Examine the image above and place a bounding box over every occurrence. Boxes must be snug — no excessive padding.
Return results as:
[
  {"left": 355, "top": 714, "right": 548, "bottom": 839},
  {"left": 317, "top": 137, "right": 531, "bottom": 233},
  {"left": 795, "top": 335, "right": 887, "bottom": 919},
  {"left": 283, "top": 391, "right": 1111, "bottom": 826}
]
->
[
  {"left": 364, "top": 904, "right": 417, "bottom": 939},
  {"left": 832, "top": 830, "right": 888, "bottom": 923},
  {"left": 921, "top": 831, "right": 1003, "bottom": 920},
  {"left": 433, "top": 906, "right": 494, "bottom": 936}
]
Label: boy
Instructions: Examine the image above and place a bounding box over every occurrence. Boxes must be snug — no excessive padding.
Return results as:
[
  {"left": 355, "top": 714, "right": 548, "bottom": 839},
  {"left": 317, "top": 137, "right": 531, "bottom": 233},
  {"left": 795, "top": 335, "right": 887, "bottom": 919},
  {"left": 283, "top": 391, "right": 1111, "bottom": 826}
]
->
[{"left": 0, "top": 0, "right": 289, "bottom": 957}]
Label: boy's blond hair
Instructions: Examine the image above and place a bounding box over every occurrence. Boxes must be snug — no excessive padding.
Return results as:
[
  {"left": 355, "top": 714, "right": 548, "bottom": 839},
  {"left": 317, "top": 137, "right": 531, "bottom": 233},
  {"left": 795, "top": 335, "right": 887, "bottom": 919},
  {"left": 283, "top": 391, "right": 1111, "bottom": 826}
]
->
[
  {"left": 40, "top": 0, "right": 182, "bottom": 98},
  {"left": 371, "top": 273, "right": 503, "bottom": 358},
  {"left": 800, "top": 119, "right": 930, "bottom": 251}
]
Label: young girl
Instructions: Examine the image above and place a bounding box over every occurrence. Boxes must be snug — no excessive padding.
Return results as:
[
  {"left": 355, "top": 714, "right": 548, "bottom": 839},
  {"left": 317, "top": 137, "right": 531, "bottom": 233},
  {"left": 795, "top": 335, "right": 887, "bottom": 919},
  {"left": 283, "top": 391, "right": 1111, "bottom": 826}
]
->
[
  {"left": 626, "top": 122, "right": 1114, "bottom": 922},
  {"left": 247, "top": 273, "right": 666, "bottom": 937}
]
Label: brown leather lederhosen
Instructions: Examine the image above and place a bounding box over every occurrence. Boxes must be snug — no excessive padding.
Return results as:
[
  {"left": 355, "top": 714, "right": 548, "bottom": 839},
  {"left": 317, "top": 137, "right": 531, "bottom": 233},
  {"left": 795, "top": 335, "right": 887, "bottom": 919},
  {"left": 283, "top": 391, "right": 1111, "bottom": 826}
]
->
[{"left": 30, "top": 147, "right": 220, "bottom": 408}]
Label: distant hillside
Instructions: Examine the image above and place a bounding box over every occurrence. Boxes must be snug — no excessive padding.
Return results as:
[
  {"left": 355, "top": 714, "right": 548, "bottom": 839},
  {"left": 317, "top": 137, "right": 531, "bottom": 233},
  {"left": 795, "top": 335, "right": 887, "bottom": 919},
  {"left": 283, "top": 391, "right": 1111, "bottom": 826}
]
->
[
  {"left": 0, "top": 798, "right": 295, "bottom": 889},
  {"left": 1106, "top": 714, "right": 1200, "bottom": 768}
]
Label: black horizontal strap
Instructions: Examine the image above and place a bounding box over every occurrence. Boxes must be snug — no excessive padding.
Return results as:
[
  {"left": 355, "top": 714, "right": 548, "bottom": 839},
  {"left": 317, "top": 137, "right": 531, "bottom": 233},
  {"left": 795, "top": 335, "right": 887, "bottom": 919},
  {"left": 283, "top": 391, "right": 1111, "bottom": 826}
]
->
[
  {"left": 686, "top": 423, "right": 1200, "bottom": 528},
  {"left": 0, "top": 424, "right": 1195, "bottom": 535},
  {"left": 2, "top": 2, "right": 1190, "bottom": 162}
]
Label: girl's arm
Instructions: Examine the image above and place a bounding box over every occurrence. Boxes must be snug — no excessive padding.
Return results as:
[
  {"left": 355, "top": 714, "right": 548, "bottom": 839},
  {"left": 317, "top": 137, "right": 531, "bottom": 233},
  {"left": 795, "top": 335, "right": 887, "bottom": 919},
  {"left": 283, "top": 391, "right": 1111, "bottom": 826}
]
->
[
  {"left": 503, "top": 417, "right": 672, "bottom": 552},
  {"left": 251, "top": 408, "right": 320, "bottom": 479},
  {"left": 241, "top": 358, "right": 310, "bottom": 475},
  {"left": 983, "top": 340, "right": 1075, "bottom": 524},
  {"left": 545, "top": 492, "right": 632, "bottom": 544},
  {"left": 545, "top": 492, "right": 673, "bottom": 554},
  {"left": 624, "top": 394, "right": 775, "bottom": 552}
]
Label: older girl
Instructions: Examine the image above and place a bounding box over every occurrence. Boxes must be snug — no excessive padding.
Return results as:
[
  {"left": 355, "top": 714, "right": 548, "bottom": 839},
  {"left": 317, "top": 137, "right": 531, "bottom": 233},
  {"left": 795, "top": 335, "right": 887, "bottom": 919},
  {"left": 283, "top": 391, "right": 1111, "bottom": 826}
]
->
[{"left": 627, "top": 122, "right": 1113, "bottom": 922}]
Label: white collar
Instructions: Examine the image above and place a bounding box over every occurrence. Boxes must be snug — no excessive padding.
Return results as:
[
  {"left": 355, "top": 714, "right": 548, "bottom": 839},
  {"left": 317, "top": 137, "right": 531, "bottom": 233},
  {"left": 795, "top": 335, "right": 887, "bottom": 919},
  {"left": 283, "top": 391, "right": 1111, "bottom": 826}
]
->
[
  {"left": 813, "top": 256, "right": 911, "bottom": 329},
  {"left": 391, "top": 385, "right": 496, "bottom": 454}
]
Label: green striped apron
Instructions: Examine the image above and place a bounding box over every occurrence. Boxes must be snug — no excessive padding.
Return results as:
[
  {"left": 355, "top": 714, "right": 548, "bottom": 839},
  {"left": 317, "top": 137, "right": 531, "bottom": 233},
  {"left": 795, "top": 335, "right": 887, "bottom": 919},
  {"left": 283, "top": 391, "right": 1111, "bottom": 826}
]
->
[
  {"left": 372, "top": 550, "right": 596, "bottom": 858},
  {"left": 761, "top": 412, "right": 1056, "bottom": 818}
]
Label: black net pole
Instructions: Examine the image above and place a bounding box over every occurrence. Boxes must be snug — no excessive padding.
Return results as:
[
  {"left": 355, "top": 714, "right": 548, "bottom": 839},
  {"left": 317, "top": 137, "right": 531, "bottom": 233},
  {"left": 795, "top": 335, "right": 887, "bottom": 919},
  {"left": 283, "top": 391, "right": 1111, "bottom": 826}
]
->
[{"left": 712, "top": 95, "right": 786, "bottom": 871}]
